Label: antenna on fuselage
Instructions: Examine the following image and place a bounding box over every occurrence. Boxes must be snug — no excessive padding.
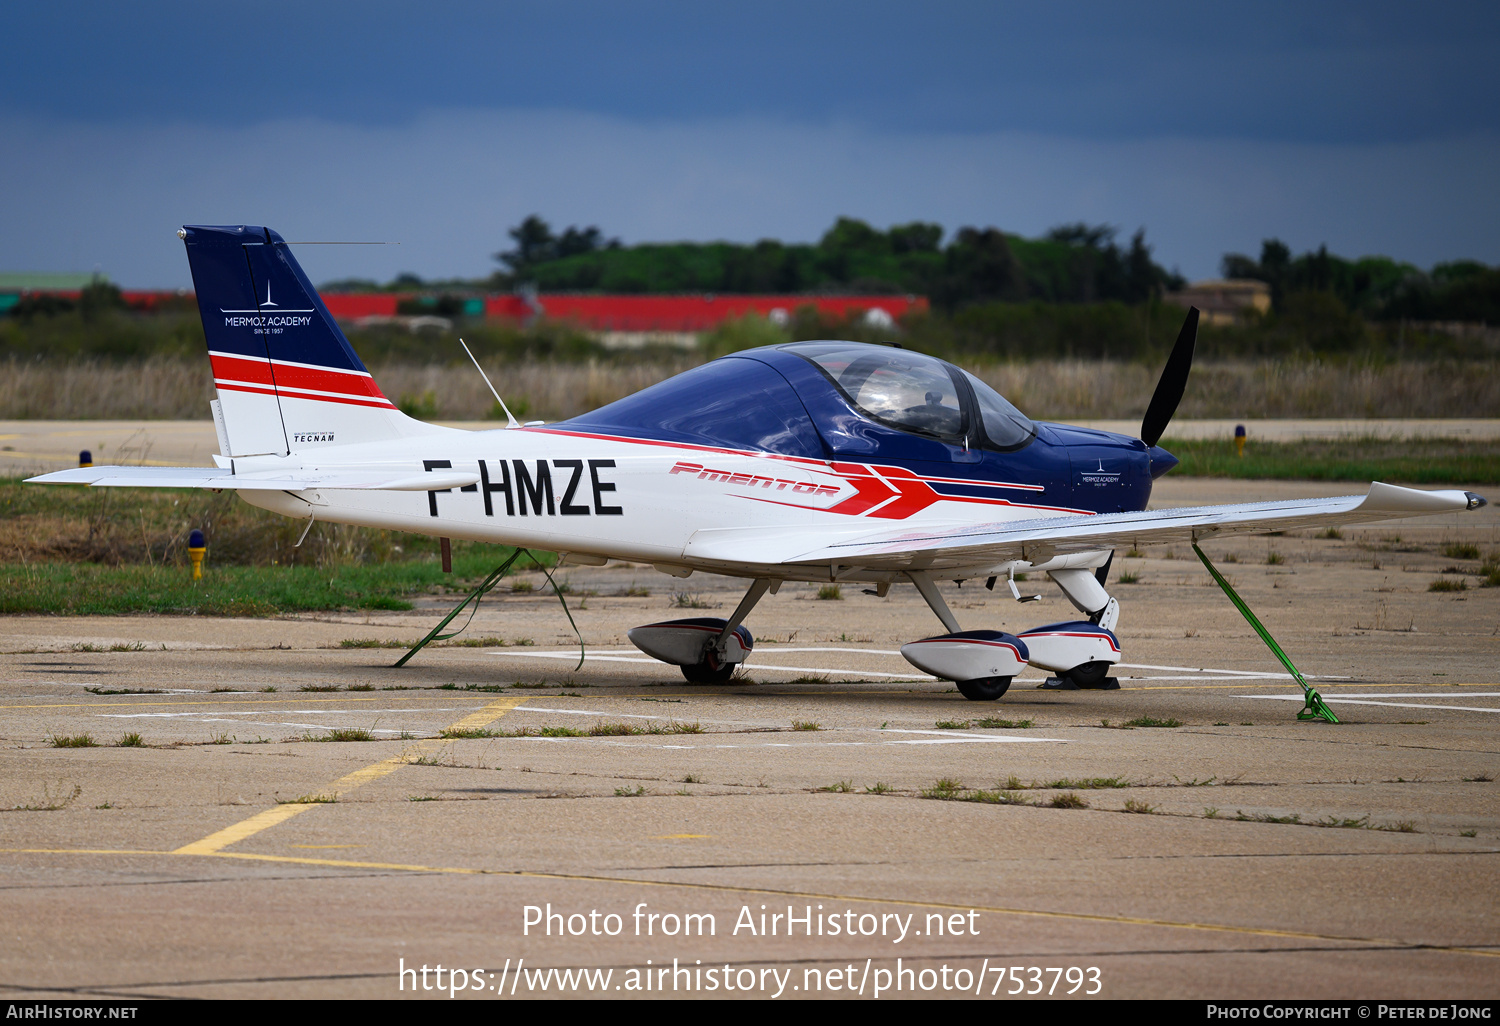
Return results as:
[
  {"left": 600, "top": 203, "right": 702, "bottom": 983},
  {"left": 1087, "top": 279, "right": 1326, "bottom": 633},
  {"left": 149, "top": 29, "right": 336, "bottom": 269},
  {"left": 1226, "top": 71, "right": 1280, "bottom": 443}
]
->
[{"left": 459, "top": 338, "right": 520, "bottom": 429}]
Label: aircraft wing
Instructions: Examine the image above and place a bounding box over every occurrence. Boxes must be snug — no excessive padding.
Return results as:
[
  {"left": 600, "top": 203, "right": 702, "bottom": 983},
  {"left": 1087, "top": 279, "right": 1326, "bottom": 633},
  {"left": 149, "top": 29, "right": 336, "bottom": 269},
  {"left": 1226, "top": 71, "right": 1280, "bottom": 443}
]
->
[
  {"left": 26, "top": 465, "right": 481, "bottom": 492},
  {"left": 759, "top": 482, "right": 1485, "bottom": 571}
]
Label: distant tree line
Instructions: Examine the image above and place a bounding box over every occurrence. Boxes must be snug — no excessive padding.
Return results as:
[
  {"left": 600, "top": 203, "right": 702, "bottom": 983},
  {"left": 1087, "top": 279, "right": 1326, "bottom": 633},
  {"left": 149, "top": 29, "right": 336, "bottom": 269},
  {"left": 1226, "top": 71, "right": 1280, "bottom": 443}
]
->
[
  {"left": 484, "top": 215, "right": 1184, "bottom": 312},
  {"left": 1222, "top": 239, "right": 1500, "bottom": 324}
]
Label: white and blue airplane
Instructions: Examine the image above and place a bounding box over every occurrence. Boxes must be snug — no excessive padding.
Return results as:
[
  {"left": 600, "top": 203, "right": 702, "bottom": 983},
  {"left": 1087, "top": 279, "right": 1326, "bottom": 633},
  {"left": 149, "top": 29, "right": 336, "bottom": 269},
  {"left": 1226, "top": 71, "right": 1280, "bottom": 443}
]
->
[{"left": 30, "top": 226, "right": 1487, "bottom": 709}]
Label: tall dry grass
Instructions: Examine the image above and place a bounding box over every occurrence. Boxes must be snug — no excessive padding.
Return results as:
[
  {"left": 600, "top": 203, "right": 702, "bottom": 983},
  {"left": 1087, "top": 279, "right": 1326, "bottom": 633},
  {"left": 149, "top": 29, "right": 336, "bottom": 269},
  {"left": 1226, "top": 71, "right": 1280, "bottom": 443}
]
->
[{"left": 2, "top": 355, "right": 1496, "bottom": 421}]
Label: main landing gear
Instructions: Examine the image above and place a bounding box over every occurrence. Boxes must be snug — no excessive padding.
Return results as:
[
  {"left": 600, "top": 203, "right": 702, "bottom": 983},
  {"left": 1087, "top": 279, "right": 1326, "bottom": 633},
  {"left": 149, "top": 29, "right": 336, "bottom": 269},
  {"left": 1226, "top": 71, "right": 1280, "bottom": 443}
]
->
[
  {"left": 627, "top": 578, "right": 773, "bottom": 684},
  {"left": 898, "top": 567, "right": 1123, "bottom": 701}
]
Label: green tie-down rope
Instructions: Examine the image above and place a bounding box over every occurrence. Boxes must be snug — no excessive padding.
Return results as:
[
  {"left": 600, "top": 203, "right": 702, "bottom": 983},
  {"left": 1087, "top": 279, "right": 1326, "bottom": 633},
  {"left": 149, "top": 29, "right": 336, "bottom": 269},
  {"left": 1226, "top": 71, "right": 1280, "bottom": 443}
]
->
[
  {"left": 1191, "top": 542, "right": 1338, "bottom": 724},
  {"left": 394, "top": 548, "right": 585, "bottom": 671}
]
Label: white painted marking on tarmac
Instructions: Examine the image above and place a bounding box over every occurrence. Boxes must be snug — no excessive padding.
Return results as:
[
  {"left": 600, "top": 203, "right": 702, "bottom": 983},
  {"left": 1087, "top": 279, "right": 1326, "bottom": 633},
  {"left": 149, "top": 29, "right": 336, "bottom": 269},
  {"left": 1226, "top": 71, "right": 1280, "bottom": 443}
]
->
[
  {"left": 1239, "top": 696, "right": 1500, "bottom": 714},
  {"left": 492, "top": 651, "right": 932, "bottom": 679},
  {"left": 1117, "top": 663, "right": 1349, "bottom": 681}
]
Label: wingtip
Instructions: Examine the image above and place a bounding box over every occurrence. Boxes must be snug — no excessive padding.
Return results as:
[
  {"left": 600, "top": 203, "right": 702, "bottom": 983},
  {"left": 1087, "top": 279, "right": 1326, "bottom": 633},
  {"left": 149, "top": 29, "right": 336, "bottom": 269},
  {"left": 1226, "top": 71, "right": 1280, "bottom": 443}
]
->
[{"left": 1467, "top": 491, "right": 1488, "bottom": 511}]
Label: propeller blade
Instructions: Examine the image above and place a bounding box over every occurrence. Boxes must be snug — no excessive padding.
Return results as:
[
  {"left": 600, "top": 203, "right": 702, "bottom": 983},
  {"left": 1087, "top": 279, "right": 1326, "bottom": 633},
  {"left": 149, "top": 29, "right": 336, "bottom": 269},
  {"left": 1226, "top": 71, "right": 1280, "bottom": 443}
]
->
[{"left": 1140, "top": 306, "right": 1199, "bottom": 447}]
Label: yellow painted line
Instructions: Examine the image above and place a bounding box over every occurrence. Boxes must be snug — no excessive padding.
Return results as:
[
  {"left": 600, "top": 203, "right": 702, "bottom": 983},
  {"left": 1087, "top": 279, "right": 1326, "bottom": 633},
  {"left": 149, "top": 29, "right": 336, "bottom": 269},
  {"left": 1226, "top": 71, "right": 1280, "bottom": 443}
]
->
[
  {"left": 174, "top": 805, "right": 317, "bottom": 855},
  {"left": 4, "top": 844, "right": 1496, "bottom": 959},
  {"left": 169, "top": 696, "right": 526, "bottom": 855},
  {"left": 290, "top": 845, "right": 362, "bottom": 849},
  {"left": 0, "top": 694, "right": 503, "bottom": 712},
  {"left": 656, "top": 834, "right": 711, "bottom": 839}
]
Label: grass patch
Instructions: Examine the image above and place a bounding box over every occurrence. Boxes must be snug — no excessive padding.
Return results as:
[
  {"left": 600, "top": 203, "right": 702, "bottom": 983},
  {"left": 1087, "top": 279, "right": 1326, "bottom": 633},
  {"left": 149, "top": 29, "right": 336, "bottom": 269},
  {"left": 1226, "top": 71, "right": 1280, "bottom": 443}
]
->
[
  {"left": 617, "top": 585, "right": 651, "bottom": 597},
  {"left": 1317, "top": 815, "right": 1371, "bottom": 829},
  {"left": 1122, "top": 798, "right": 1156, "bottom": 814},
  {"left": 671, "top": 591, "right": 710, "bottom": 609},
  {"left": 1123, "top": 716, "right": 1182, "bottom": 728},
  {"left": 791, "top": 720, "right": 821, "bottom": 731},
  {"left": 510, "top": 579, "right": 535, "bottom": 593},
  {"left": 613, "top": 785, "right": 646, "bottom": 797},
  {"left": 1463, "top": 773, "right": 1493, "bottom": 782},
  {"left": 277, "top": 793, "right": 337, "bottom": 804},
  {"left": 116, "top": 732, "right": 144, "bottom": 747},
  {"left": 1443, "top": 542, "right": 1481, "bottom": 560},
  {"left": 339, "top": 638, "right": 406, "bottom": 649},
  {"left": 299, "top": 684, "right": 342, "bottom": 692},
  {"left": 1236, "top": 811, "right": 1301, "bottom": 824},
  {"left": 974, "top": 717, "right": 1032, "bottom": 729},
  {"left": 1049, "top": 792, "right": 1089, "bottom": 809},
  {"left": 440, "top": 727, "right": 502, "bottom": 739},
  {"left": 1429, "top": 578, "right": 1467, "bottom": 592},
  {"left": 305, "top": 727, "right": 377, "bottom": 742},
  {"left": 509, "top": 682, "right": 549, "bottom": 689},
  {"left": 682, "top": 774, "right": 701, "bottom": 784},
  {"left": 816, "top": 584, "right": 843, "bottom": 600},
  {"left": 934, "top": 719, "right": 970, "bottom": 730},
  {"left": 1165, "top": 437, "right": 1500, "bottom": 485},
  {"left": 83, "top": 687, "right": 161, "bottom": 695},
  {"left": 819, "top": 780, "right": 855, "bottom": 793},
  {"left": 1116, "top": 570, "right": 1141, "bottom": 584},
  {"left": 1319, "top": 527, "right": 1344, "bottom": 540},
  {"left": 0, "top": 535, "right": 546, "bottom": 616},
  {"left": 1265, "top": 551, "right": 1285, "bottom": 565},
  {"left": 444, "top": 636, "right": 507, "bottom": 648},
  {"left": 1045, "top": 776, "right": 1130, "bottom": 789},
  {"left": 49, "top": 733, "right": 97, "bottom": 748},
  {"left": 865, "top": 782, "right": 891, "bottom": 794}
]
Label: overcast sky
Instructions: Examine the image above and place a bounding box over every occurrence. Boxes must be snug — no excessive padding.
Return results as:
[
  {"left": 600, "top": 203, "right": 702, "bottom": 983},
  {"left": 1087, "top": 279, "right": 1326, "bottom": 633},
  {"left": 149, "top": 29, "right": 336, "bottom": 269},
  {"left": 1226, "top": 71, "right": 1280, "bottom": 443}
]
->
[{"left": 2, "top": 1, "right": 1496, "bottom": 287}]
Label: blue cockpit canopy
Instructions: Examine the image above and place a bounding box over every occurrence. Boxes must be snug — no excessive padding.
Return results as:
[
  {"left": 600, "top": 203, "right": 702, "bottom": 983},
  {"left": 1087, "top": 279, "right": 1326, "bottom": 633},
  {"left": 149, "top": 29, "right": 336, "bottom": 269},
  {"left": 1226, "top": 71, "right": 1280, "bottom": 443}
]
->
[{"left": 558, "top": 340, "right": 1035, "bottom": 459}]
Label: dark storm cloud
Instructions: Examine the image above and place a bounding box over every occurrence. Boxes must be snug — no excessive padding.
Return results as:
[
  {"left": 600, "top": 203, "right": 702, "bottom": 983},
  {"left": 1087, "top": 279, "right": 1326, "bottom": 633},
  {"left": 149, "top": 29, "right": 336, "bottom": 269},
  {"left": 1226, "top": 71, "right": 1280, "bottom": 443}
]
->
[{"left": 4, "top": 0, "right": 1498, "bottom": 144}]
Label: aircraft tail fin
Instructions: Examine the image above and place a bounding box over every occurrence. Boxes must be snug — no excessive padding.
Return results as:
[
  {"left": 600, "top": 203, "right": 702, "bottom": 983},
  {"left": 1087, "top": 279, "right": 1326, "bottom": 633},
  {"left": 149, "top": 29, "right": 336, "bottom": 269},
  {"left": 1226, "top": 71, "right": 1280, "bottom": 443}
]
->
[{"left": 180, "top": 225, "right": 443, "bottom": 457}]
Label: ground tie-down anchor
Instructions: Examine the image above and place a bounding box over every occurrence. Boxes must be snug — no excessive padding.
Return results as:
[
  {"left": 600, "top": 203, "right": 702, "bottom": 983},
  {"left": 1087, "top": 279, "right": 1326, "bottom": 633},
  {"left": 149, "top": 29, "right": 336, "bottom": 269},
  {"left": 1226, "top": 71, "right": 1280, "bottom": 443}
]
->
[
  {"left": 393, "top": 547, "right": 528, "bottom": 668},
  {"left": 1191, "top": 541, "right": 1338, "bottom": 724}
]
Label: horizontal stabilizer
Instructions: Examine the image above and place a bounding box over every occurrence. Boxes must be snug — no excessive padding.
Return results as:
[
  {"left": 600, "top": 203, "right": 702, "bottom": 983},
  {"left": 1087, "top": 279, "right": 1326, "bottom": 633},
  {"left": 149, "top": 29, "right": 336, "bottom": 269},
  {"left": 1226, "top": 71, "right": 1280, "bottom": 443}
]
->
[{"left": 27, "top": 466, "right": 481, "bottom": 492}]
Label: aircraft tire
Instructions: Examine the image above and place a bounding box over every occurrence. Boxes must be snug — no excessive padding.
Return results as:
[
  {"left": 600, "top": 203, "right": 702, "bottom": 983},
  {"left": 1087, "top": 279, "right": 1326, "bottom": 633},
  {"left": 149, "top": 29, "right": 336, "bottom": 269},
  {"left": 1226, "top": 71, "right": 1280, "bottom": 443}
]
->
[
  {"left": 1065, "top": 661, "right": 1111, "bottom": 688},
  {"left": 955, "top": 676, "right": 1012, "bottom": 701},
  {"left": 681, "top": 660, "right": 737, "bottom": 684}
]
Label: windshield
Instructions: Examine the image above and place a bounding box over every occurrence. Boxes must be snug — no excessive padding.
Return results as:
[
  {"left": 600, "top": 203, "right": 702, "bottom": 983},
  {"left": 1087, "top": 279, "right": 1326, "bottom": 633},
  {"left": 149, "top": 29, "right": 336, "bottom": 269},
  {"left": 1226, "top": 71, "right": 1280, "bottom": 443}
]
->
[
  {"left": 787, "top": 342, "right": 965, "bottom": 439},
  {"left": 962, "top": 370, "right": 1035, "bottom": 449}
]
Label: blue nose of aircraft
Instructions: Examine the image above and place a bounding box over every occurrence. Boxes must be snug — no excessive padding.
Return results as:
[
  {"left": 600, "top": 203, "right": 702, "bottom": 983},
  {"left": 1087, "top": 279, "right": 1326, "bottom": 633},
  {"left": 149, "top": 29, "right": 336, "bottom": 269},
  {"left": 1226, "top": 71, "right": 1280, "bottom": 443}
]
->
[{"left": 1148, "top": 445, "right": 1179, "bottom": 479}]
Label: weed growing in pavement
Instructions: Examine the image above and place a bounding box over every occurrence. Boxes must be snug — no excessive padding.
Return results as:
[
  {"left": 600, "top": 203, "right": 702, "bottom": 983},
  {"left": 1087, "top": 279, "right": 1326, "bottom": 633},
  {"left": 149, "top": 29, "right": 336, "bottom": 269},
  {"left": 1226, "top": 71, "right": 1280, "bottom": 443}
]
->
[
  {"left": 1123, "top": 716, "right": 1182, "bottom": 728},
  {"left": 12, "top": 782, "right": 82, "bottom": 811},
  {"left": 934, "top": 720, "right": 970, "bottom": 730},
  {"left": 84, "top": 687, "right": 161, "bottom": 695},
  {"left": 276, "top": 793, "right": 337, "bottom": 804},
  {"left": 1048, "top": 793, "right": 1088, "bottom": 809},
  {"left": 816, "top": 584, "right": 843, "bottom": 600},
  {"left": 819, "top": 780, "right": 855, "bottom": 793},
  {"left": 50, "top": 733, "right": 97, "bottom": 748},
  {"left": 921, "top": 778, "right": 965, "bottom": 799},
  {"left": 865, "top": 782, "right": 891, "bottom": 794},
  {"left": 1122, "top": 799, "right": 1156, "bottom": 814},
  {"left": 613, "top": 785, "right": 646, "bottom": 797},
  {"left": 1428, "top": 578, "right": 1467, "bottom": 592},
  {"left": 116, "top": 732, "right": 144, "bottom": 747},
  {"left": 791, "top": 720, "right": 821, "bottom": 731},
  {"left": 1442, "top": 542, "right": 1481, "bottom": 560},
  {"left": 975, "top": 717, "right": 1032, "bottom": 729},
  {"left": 305, "top": 727, "right": 377, "bottom": 742}
]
